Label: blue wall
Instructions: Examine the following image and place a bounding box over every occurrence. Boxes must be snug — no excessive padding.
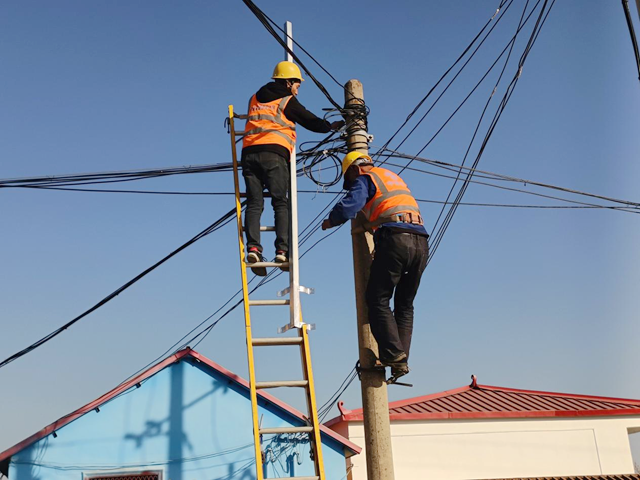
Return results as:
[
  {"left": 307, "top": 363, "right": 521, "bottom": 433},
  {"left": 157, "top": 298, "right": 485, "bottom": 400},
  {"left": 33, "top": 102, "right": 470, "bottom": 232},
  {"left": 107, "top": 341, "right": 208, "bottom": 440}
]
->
[{"left": 8, "top": 358, "right": 349, "bottom": 479}]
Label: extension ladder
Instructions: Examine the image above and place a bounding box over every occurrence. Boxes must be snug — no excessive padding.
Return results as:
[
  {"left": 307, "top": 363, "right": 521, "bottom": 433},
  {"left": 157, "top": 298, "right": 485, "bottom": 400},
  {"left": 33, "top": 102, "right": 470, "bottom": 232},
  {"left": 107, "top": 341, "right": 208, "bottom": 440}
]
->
[{"left": 227, "top": 105, "right": 326, "bottom": 480}]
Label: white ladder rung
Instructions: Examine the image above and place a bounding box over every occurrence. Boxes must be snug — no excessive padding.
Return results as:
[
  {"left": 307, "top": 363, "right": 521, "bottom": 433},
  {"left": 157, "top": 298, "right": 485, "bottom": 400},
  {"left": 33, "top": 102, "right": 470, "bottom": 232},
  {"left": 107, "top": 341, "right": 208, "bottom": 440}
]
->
[
  {"left": 252, "top": 337, "right": 303, "bottom": 346},
  {"left": 255, "top": 380, "right": 309, "bottom": 389},
  {"left": 248, "top": 299, "right": 289, "bottom": 306},
  {"left": 240, "top": 226, "right": 275, "bottom": 232},
  {"left": 273, "top": 477, "right": 319, "bottom": 480},
  {"left": 246, "top": 261, "right": 289, "bottom": 268},
  {"left": 260, "top": 426, "right": 314, "bottom": 435}
]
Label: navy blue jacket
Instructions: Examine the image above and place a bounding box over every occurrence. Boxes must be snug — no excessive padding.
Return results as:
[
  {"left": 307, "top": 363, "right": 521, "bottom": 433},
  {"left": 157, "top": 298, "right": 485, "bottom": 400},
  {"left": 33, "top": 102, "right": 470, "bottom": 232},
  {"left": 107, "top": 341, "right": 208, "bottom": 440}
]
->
[{"left": 328, "top": 175, "right": 428, "bottom": 236}]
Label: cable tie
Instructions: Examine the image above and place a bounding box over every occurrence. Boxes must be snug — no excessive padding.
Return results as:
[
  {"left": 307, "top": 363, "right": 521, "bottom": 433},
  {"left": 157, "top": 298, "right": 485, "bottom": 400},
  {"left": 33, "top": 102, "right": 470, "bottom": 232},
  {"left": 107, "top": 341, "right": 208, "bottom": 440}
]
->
[{"left": 517, "top": 66, "right": 523, "bottom": 78}]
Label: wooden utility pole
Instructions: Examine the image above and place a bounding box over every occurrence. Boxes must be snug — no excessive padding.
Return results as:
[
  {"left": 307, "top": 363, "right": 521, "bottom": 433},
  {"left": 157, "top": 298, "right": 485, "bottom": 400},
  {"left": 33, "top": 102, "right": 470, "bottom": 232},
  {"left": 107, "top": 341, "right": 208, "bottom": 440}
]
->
[{"left": 344, "top": 79, "right": 396, "bottom": 480}]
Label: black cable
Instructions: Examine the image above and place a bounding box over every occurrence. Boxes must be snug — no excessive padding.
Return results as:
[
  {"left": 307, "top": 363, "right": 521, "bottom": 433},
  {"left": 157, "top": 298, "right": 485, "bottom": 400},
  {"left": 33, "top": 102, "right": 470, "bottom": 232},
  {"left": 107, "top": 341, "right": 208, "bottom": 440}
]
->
[
  {"left": 374, "top": 0, "right": 514, "bottom": 164},
  {"left": 382, "top": 149, "right": 640, "bottom": 209},
  {"left": 0, "top": 163, "right": 235, "bottom": 188},
  {"left": 0, "top": 205, "right": 241, "bottom": 370},
  {"left": 241, "top": 0, "right": 343, "bottom": 110},
  {"left": 427, "top": 0, "right": 556, "bottom": 267},
  {"left": 317, "top": 365, "right": 358, "bottom": 422},
  {"left": 622, "top": 0, "right": 640, "bottom": 81},
  {"left": 426, "top": 0, "right": 533, "bottom": 235},
  {"left": 386, "top": 0, "right": 543, "bottom": 173}
]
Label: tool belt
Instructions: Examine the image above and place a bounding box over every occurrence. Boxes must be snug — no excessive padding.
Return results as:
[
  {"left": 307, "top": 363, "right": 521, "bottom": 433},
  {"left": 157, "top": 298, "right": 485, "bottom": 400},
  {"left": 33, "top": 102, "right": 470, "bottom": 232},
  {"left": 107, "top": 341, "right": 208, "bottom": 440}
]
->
[
  {"left": 388, "top": 212, "right": 424, "bottom": 226},
  {"left": 352, "top": 212, "right": 424, "bottom": 235}
]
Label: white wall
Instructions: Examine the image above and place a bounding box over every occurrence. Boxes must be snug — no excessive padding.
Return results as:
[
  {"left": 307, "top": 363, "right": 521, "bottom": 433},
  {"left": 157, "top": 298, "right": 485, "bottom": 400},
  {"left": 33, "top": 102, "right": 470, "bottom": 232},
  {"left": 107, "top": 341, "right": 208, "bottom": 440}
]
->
[{"left": 342, "top": 415, "right": 640, "bottom": 480}]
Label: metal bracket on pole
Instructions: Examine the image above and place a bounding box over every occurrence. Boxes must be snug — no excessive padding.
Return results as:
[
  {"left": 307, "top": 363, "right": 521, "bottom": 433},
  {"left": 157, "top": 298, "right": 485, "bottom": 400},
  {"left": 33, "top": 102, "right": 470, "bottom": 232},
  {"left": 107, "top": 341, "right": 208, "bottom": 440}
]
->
[{"left": 277, "top": 285, "right": 315, "bottom": 297}]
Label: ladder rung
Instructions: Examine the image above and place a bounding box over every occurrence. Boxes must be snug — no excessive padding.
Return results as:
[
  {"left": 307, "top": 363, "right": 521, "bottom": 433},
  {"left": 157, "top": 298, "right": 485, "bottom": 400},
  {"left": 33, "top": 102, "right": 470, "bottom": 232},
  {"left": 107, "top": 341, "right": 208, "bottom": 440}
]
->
[
  {"left": 260, "top": 426, "right": 313, "bottom": 435},
  {"left": 252, "top": 337, "right": 303, "bottom": 346},
  {"left": 272, "top": 477, "right": 319, "bottom": 480},
  {"left": 247, "top": 261, "right": 289, "bottom": 269},
  {"left": 248, "top": 299, "right": 290, "bottom": 306},
  {"left": 240, "top": 226, "right": 276, "bottom": 232},
  {"left": 256, "top": 380, "right": 309, "bottom": 389}
]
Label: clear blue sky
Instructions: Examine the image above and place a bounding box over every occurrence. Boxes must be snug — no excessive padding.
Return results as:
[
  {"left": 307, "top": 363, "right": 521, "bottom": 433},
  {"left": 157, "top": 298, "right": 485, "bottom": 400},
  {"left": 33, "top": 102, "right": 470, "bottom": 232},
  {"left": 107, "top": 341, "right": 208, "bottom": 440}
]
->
[{"left": 2, "top": 0, "right": 640, "bottom": 461}]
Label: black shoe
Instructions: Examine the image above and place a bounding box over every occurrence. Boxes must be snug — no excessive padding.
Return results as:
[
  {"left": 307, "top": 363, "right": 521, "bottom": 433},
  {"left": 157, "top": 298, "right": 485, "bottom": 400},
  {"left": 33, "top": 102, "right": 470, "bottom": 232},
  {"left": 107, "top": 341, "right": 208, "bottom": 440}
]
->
[
  {"left": 246, "top": 247, "right": 267, "bottom": 277},
  {"left": 380, "top": 352, "right": 407, "bottom": 368},
  {"left": 387, "top": 364, "right": 411, "bottom": 385},
  {"left": 275, "top": 250, "right": 289, "bottom": 272}
]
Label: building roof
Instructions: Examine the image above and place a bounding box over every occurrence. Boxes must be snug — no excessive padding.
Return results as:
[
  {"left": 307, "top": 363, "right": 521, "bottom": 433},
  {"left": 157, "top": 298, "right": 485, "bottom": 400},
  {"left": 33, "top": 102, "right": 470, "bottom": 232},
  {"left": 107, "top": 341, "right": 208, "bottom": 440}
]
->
[
  {"left": 490, "top": 476, "right": 640, "bottom": 480},
  {"left": 326, "top": 375, "right": 640, "bottom": 426},
  {"left": 0, "top": 348, "right": 361, "bottom": 464}
]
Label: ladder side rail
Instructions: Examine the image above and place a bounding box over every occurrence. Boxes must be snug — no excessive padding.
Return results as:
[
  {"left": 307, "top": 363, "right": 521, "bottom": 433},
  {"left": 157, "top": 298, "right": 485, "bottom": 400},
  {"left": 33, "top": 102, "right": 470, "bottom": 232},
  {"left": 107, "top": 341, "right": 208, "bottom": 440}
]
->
[
  {"left": 228, "top": 105, "right": 264, "bottom": 480},
  {"left": 289, "top": 148, "right": 302, "bottom": 329},
  {"left": 285, "top": 18, "right": 301, "bottom": 330},
  {"left": 299, "top": 324, "right": 326, "bottom": 480}
]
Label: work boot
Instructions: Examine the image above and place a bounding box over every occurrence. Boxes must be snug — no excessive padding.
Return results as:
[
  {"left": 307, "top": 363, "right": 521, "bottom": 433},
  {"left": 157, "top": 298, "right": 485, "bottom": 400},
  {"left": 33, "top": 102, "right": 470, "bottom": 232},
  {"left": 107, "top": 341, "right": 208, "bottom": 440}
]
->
[
  {"left": 387, "top": 363, "right": 410, "bottom": 385},
  {"left": 275, "top": 250, "right": 289, "bottom": 272},
  {"left": 380, "top": 352, "right": 407, "bottom": 368},
  {"left": 246, "top": 247, "right": 267, "bottom": 277}
]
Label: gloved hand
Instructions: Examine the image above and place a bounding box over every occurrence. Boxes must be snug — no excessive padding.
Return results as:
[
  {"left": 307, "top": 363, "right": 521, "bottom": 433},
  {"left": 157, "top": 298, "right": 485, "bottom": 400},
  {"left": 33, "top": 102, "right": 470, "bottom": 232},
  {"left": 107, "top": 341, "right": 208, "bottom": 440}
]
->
[{"left": 330, "top": 120, "right": 345, "bottom": 131}]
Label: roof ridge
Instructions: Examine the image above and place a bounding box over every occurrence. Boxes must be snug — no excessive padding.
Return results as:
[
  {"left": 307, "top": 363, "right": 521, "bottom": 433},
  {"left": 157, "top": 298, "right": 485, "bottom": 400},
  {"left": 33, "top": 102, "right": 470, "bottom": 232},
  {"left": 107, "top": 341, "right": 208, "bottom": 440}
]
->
[
  {"left": 0, "top": 348, "right": 361, "bottom": 463},
  {"left": 325, "top": 380, "right": 640, "bottom": 426}
]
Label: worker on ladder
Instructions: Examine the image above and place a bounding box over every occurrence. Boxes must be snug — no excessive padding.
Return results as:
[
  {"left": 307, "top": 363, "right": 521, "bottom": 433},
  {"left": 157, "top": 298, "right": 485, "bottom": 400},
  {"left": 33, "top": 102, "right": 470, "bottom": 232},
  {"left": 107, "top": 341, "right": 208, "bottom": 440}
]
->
[
  {"left": 242, "top": 61, "right": 344, "bottom": 275},
  {"left": 321, "top": 152, "right": 429, "bottom": 381}
]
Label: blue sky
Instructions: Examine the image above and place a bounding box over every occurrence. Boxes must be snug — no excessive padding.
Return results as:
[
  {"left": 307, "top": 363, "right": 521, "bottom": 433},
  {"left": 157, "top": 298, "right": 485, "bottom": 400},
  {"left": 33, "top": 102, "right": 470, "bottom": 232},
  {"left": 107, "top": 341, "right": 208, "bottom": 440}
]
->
[{"left": 2, "top": 0, "right": 640, "bottom": 461}]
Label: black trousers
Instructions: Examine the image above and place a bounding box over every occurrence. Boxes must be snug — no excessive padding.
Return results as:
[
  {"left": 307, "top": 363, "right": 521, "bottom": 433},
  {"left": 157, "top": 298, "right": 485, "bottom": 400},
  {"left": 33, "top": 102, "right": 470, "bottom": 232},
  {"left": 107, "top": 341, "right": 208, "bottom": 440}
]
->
[
  {"left": 241, "top": 151, "right": 289, "bottom": 253},
  {"left": 365, "top": 229, "right": 429, "bottom": 363}
]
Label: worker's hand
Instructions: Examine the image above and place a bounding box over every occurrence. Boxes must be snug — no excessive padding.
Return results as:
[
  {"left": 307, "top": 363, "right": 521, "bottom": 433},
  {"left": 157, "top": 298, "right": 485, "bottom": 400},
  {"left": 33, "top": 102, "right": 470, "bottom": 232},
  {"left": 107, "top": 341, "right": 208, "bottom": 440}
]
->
[
  {"left": 321, "top": 219, "right": 332, "bottom": 230},
  {"left": 330, "top": 120, "right": 345, "bottom": 131}
]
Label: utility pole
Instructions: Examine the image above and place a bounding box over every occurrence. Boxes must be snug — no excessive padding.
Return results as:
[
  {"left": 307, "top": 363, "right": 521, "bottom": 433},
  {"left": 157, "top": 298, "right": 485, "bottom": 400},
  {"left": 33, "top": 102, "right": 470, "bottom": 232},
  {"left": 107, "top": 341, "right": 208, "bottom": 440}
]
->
[{"left": 344, "top": 79, "right": 396, "bottom": 480}]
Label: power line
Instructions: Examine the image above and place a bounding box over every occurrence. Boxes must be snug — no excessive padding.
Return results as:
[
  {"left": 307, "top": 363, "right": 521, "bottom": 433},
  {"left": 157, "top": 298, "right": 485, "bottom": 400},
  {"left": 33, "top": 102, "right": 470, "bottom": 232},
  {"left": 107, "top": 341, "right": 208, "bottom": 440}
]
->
[
  {"left": 426, "top": 0, "right": 557, "bottom": 267},
  {"left": 426, "top": 0, "right": 536, "bottom": 235},
  {"left": 0, "top": 205, "right": 240, "bottom": 370},
  {"left": 373, "top": 0, "right": 513, "bottom": 163},
  {"left": 240, "top": 0, "right": 343, "bottom": 110},
  {"left": 622, "top": 0, "right": 640, "bottom": 81}
]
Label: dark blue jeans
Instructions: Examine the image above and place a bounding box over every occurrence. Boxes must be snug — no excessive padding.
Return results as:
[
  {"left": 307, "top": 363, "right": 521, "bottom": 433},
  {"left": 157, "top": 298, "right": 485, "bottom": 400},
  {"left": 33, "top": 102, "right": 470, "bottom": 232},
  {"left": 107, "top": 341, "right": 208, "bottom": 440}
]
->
[
  {"left": 241, "top": 151, "right": 289, "bottom": 254},
  {"left": 366, "top": 229, "right": 429, "bottom": 363}
]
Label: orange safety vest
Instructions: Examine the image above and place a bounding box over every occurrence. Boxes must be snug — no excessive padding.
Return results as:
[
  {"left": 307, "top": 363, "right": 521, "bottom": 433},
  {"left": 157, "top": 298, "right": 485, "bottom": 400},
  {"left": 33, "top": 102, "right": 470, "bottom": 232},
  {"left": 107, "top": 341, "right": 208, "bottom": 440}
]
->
[
  {"left": 242, "top": 95, "right": 297, "bottom": 154},
  {"left": 361, "top": 167, "right": 422, "bottom": 231}
]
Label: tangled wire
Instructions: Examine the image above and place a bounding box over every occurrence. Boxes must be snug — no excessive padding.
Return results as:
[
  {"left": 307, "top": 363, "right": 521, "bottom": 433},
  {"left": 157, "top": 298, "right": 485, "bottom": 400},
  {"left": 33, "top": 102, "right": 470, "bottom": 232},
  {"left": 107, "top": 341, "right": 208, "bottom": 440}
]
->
[{"left": 300, "top": 100, "right": 370, "bottom": 189}]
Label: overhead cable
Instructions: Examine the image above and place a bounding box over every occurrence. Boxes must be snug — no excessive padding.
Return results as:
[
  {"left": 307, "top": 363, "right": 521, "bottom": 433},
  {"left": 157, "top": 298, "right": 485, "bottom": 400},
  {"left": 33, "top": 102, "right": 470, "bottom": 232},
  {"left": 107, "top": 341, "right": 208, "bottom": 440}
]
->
[
  {"left": 374, "top": 0, "right": 514, "bottom": 163},
  {"left": 241, "top": 0, "right": 343, "bottom": 110},
  {"left": 427, "top": 0, "right": 557, "bottom": 267},
  {"left": 622, "top": 0, "right": 640, "bottom": 81},
  {"left": 0, "top": 205, "right": 241, "bottom": 370}
]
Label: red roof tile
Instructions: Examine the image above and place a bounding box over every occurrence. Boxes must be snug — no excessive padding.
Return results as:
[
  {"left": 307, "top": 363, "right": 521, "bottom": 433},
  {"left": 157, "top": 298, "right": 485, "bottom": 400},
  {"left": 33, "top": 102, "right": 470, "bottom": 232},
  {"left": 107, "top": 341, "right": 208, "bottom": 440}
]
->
[
  {"left": 326, "top": 375, "right": 640, "bottom": 426},
  {"left": 491, "top": 476, "right": 640, "bottom": 480}
]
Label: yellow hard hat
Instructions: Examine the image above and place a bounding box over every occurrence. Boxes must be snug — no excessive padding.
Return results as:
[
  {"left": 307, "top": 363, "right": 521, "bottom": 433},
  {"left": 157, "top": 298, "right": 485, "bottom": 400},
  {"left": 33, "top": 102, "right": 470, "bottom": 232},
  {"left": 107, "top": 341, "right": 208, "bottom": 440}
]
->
[
  {"left": 272, "top": 61, "right": 304, "bottom": 82},
  {"left": 342, "top": 151, "right": 373, "bottom": 174}
]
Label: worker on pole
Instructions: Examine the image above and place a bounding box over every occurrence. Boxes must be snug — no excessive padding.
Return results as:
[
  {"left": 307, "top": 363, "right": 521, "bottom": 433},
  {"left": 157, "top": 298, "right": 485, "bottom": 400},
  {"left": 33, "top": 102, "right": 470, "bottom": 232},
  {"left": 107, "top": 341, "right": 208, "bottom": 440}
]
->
[
  {"left": 322, "top": 152, "right": 428, "bottom": 381},
  {"left": 242, "top": 61, "right": 344, "bottom": 275}
]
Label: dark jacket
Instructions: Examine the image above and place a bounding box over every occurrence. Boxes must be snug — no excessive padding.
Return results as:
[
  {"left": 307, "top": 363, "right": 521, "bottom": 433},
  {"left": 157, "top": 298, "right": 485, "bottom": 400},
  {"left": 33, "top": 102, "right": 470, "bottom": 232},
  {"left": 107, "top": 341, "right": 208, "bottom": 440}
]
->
[
  {"left": 328, "top": 175, "right": 429, "bottom": 237},
  {"left": 241, "top": 81, "right": 332, "bottom": 161}
]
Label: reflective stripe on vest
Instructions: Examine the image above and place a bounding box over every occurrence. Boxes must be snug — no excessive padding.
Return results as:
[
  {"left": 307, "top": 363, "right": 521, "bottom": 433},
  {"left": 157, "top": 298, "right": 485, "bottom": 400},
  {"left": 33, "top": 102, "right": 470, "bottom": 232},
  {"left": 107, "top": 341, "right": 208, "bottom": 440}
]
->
[
  {"left": 242, "top": 95, "right": 297, "bottom": 153},
  {"left": 362, "top": 167, "right": 421, "bottom": 231}
]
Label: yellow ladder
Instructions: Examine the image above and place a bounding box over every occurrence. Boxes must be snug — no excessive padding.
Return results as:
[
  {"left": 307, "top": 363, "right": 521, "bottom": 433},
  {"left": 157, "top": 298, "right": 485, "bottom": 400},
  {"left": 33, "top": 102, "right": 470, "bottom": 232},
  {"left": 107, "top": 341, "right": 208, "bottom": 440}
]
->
[{"left": 228, "top": 105, "right": 326, "bottom": 480}]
